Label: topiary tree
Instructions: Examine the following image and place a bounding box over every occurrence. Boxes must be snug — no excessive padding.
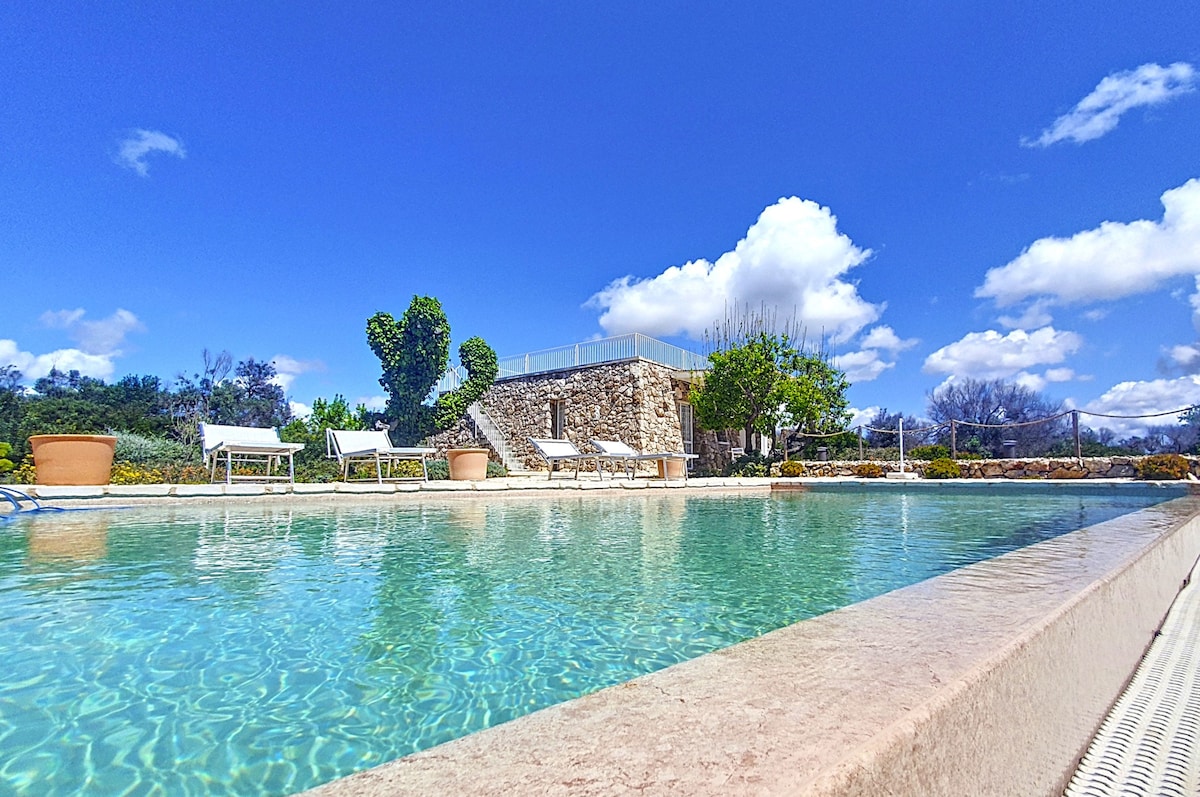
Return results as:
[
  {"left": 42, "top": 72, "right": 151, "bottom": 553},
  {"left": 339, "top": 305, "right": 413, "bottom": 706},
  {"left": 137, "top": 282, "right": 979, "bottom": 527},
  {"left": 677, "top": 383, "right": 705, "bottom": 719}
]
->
[{"left": 367, "top": 296, "right": 498, "bottom": 445}]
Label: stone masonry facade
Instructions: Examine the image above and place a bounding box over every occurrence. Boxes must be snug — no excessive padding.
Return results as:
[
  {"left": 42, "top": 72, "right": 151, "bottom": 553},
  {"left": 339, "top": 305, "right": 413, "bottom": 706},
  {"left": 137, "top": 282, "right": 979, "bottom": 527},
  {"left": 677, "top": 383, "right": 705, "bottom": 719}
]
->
[{"left": 429, "top": 358, "right": 702, "bottom": 472}]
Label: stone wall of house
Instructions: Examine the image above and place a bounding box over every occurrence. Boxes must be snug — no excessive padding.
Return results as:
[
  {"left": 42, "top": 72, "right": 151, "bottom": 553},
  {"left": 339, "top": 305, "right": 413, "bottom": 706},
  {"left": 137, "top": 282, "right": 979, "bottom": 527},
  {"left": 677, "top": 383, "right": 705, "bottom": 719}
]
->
[
  {"left": 777, "top": 456, "right": 1200, "bottom": 479},
  {"left": 428, "top": 358, "right": 691, "bottom": 471}
]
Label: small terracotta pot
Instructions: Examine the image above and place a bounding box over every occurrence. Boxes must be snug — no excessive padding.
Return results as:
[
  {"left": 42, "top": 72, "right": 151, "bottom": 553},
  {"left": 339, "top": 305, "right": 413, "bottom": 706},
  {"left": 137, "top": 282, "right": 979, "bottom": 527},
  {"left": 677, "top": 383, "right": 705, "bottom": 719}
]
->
[
  {"left": 447, "top": 448, "right": 489, "bottom": 480},
  {"left": 29, "top": 434, "right": 118, "bottom": 485}
]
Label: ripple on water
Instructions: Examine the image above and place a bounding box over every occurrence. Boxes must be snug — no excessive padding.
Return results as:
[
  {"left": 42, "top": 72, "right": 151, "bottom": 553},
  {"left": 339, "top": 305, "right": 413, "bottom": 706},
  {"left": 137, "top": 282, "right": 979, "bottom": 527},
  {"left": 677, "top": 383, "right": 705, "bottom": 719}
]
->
[{"left": 0, "top": 487, "right": 1181, "bottom": 795}]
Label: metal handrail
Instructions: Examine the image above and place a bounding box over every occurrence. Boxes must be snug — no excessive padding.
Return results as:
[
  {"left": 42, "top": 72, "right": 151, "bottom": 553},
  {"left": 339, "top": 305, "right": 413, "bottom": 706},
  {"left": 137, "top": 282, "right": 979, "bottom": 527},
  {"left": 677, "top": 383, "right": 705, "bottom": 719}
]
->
[{"left": 436, "top": 333, "right": 708, "bottom": 393}]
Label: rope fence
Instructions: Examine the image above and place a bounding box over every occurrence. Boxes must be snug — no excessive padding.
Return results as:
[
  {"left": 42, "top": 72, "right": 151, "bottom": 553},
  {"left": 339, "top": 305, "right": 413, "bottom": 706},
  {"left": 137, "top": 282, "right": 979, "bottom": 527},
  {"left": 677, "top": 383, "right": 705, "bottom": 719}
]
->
[{"left": 785, "top": 405, "right": 1199, "bottom": 462}]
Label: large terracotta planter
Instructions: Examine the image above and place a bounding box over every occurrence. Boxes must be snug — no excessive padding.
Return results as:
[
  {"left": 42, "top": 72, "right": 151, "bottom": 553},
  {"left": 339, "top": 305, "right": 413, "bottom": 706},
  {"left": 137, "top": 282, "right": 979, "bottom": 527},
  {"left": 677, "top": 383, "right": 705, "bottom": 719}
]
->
[
  {"left": 447, "top": 448, "right": 489, "bottom": 480},
  {"left": 657, "top": 458, "right": 686, "bottom": 480},
  {"left": 29, "top": 434, "right": 117, "bottom": 485}
]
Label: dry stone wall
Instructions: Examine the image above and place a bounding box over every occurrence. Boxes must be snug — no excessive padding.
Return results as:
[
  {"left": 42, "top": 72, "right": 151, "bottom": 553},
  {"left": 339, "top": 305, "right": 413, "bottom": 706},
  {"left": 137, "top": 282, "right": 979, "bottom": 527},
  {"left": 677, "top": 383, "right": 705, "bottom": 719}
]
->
[{"left": 781, "top": 456, "right": 1200, "bottom": 479}]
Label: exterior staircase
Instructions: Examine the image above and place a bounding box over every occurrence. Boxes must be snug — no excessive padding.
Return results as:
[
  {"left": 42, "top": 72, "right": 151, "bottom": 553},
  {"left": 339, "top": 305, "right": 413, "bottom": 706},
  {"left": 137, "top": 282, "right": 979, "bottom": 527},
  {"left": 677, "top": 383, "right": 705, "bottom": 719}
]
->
[{"left": 466, "top": 402, "right": 527, "bottom": 474}]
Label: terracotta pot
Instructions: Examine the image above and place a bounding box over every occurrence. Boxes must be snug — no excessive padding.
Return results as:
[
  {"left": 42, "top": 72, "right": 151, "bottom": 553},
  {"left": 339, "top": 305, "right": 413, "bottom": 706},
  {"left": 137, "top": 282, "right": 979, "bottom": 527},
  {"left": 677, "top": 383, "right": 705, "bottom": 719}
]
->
[
  {"left": 447, "top": 448, "right": 489, "bottom": 480},
  {"left": 657, "top": 458, "right": 686, "bottom": 479},
  {"left": 29, "top": 434, "right": 117, "bottom": 485}
]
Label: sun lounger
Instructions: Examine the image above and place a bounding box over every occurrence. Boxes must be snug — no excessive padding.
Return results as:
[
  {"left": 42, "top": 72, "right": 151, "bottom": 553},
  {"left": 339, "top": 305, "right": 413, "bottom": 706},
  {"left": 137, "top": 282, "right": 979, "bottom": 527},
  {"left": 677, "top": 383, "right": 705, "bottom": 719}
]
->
[
  {"left": 326, "top": 429, "right": 435, "bottom": 482},
  {"left": 199, "top": 423, "right": 305, "bottom": 484},
  {"left": 590, "top": 440, "right": 698, "bottom": 482},
  {"left": 528, "top": 438, "right": 594, "bottom": 480}
]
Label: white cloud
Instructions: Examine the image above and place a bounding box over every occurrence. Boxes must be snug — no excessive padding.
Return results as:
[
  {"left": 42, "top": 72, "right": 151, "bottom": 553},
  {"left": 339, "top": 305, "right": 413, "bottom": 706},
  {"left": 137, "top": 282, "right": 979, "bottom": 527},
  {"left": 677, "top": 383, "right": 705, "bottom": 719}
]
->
[
  {"left": 39, "top": 309, "right": 86, "bottom": 329},
  {"left": 1023, "top": 62, "right": 1196, "bottom": 147},
  {"left": 997, "top": 300, "right": 1054, "bottom": 330},
  {"left": 0, "top": 339, "right": 119, "bottom": 382},
  {"left": 115, "top": 129, "right": 186, "bottom": 176},
  {"left": 976, "top": 178, "right": 1200, "bottom": 311},
  {"left": 289, "top": 401, "right": 312, "bottom": 420},
  {"left": 270, "top": 355, "right": 323, "bottom": 391},
  {"left": 859, "top": 325, "right": 918, "bottom": 352},
  {"left": 923, "top": 326, "right": 1083, "bottom": 381},
  {"left": 1168, "top": 344, "right": 1200, "bottom": 372},
  {"left": 1081, "top": 375, "right": 1200, "bottom": 436},
  {"left": 1013, "top": 371, "right": 1048, "bottom": 392},
  {"left": 1044, "top": 367, "right": 1076, "bottom": 382},
  {"left": 587, "top": 196, "right": 879, "bottom": 343},
  {"left": 1, "top": 308, "right": 146, "bottom": 382},
  {"left": 1192, "top": 276, "right": 1200, "bottom": 329},
  {"left": 846, "top": 406, "right": 879, "bottom": 430},
  {"left": 834, "top": 349, "right": 894, "bottom": 383},
  {"left": 833, "top": 325, "right": 919, "bottom": 383},
  {"left": 40, "top": 307, "right": 144, "bottom": 355},
  {"left": 357, "top": 395, "right": 388, "bottom": 412}
]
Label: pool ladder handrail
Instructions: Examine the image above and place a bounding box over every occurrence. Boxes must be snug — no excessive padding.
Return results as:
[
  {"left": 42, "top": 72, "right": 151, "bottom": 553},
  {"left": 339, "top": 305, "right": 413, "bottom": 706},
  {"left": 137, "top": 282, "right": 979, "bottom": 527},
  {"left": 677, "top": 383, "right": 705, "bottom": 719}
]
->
[{"left": 0, "top": 486, "right": 63, "bottom": 516}]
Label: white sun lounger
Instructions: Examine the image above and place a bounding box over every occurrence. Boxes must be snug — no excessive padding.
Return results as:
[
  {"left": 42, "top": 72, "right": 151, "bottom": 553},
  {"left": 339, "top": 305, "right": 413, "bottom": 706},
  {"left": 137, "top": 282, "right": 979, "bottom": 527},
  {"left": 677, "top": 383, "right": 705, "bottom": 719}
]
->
[
  {"left": 199, "top": 423, "right": 305, "bottom": 484},
  {"left": 528, "top": 438, "right": 594, "bottom": 480},
  {"left": 590, "top": 440, "right": 698, "bottom": 482},
  {"left": 326, "top": 429, "right": 435, "bottom": 482}
]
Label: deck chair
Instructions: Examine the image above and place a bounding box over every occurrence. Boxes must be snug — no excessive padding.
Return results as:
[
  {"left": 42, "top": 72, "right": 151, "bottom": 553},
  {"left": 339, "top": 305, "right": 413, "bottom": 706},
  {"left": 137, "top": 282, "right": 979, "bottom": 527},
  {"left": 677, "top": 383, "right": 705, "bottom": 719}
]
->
[
  {"left": 590, "top": 440, "right": 698, "bottom": 482},
  {"left": 199, "top": 423, "right": 305, "bottom": 484},
  {"left": 326, "top": 429, "right": 435, "bottom": 482},
  {"left": 528, "top": 438, "right": 594, "bottom": 480}
]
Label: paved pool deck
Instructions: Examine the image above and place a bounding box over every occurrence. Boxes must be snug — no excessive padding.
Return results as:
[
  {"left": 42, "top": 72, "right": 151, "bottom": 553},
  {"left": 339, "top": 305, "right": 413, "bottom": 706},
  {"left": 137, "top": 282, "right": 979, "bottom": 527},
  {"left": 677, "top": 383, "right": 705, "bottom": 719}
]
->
[{"left": 11, "top": 478, "right": 1200, "bottom": 795}]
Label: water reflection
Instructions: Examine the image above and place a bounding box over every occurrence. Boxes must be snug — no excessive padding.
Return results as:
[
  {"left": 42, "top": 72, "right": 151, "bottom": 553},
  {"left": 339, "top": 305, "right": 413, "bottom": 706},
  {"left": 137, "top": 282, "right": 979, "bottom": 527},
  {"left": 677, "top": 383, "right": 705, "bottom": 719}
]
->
[
  {"left": 0, "top": 488, "right": 1179, "bottom": 797},
  {"left": 26, "top": 514, "right": 109, "bottom": 563}
]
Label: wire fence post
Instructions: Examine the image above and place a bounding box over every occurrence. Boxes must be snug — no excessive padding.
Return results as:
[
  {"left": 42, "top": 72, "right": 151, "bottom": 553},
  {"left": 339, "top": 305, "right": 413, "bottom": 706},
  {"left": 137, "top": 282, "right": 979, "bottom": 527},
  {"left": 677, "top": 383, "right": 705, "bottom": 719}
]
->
[
  {"left": 857, "top": 425, "right": 863, "bottom": 461},
  {"left": 950, "top": 420, "right": 957, "bottom": 459},
  {"left": 1073, "top": 410, "right": 1082, "bottom": 463}
]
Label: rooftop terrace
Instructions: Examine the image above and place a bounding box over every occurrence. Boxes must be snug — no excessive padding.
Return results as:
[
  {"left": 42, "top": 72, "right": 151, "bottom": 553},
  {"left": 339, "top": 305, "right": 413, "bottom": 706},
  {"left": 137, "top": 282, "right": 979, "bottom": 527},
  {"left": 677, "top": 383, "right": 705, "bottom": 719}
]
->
[{"left": 437, "top": 332, "right": 708, "bottom": 392}]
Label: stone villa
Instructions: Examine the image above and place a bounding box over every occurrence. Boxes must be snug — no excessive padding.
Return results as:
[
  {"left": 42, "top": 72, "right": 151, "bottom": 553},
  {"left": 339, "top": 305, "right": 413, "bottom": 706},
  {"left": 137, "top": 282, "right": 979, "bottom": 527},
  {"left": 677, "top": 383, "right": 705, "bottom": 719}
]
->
[{"left": 429, "top": 334, "right": 729, "bottom": 473}]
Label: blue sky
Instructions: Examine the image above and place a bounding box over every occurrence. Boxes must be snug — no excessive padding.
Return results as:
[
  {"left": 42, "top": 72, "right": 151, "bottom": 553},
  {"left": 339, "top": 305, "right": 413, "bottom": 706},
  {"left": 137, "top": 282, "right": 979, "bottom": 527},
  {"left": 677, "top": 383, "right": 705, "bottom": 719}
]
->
[{"left": 2, "top": 2, "right": 1199, "bottom": 436}]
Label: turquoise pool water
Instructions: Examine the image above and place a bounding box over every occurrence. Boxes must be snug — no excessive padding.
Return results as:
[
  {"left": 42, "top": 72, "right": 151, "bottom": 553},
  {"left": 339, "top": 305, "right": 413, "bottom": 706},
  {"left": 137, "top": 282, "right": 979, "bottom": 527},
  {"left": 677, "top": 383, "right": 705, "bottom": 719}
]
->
[{"left": 0, "top": 485, "right": 1182, "bottom": 795}]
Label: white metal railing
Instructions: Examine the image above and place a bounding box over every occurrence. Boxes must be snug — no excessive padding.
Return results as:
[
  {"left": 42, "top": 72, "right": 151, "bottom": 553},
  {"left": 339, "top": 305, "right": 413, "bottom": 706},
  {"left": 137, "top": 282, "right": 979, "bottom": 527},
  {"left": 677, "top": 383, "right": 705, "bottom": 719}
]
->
[
  {"left": 436, "top": 333, "right": 708, "bottom": 393},
  {"left": 466, "top": 403, "right": 525, "bottom": 472}
]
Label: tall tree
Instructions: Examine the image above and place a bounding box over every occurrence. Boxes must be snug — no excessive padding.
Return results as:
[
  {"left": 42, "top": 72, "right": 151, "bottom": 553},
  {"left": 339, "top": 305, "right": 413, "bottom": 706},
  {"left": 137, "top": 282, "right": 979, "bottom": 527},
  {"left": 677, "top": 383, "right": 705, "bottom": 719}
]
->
[
  {"left": 864, "top": 407, "right": 923, "bottom": 448},
  {"left": 926, "top": 378, "right": 1067, "bottom": 456},
  {"left": 367, "top": 296, "right": 497, "bottom": 445},
  {"left": 209, "top": 358, "right": 292, "bottom": 428},
  {"left": 690, "top": 330, "right": 850, "bottom": 452}
]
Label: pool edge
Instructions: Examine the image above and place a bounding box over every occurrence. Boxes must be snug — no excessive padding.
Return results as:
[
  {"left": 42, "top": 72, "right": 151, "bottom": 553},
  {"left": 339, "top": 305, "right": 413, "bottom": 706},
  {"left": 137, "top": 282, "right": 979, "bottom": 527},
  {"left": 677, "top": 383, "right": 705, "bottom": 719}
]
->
[{"left": 301, "top": 495, "right": 1200, "bottom": 797}]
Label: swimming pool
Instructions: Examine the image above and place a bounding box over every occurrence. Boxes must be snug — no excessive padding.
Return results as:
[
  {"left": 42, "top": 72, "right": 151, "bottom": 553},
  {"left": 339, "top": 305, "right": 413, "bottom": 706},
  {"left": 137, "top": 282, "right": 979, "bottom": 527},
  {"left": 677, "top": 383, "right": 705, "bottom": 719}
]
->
[{"left": 0, "top": 485, "right": 1182, "bottom": 795}]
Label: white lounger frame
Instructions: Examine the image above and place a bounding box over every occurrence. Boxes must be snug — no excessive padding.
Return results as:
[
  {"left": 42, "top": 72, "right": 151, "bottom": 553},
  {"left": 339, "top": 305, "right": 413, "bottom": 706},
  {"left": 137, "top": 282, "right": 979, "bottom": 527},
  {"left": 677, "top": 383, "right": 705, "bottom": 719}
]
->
[
  {"left": 199, "top": 423, "right": 305, "bottom": 484},
  {"left": 326, "top": 429, "right": 435, "bottom": 482},
  {"left": 528, "top": 438, "right": 594, "bottom": 480},
  {"left": 590, "top": 440, "right": 698, "bottom": 483}
]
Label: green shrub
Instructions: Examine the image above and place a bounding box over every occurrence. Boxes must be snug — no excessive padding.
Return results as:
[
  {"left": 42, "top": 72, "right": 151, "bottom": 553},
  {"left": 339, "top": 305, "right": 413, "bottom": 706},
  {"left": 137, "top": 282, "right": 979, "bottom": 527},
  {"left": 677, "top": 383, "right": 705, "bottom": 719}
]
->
[
  {"left": 1137, "top": 453, "right": 1191, "bottom": 480},
  {"left": 11, "top": 462, "right": 36, "bottom": 484},
  {"left": 853, "top": 462, "right": 884, "bottom": 478},
  {"left": 728, "top": 452, "right": 771, "bottom": 477},
  {"left": 487, "top": 461, "right": 507, "bottom": 478},
  {"left": 110, "top": 461, "right": 208, "bottom": 484},
  {"left": 908, "top": 445, "right": 949, "bottom": 460},
  {"left": 923, "top": 458, "right": 962, "bottom": 479},
  {"left": 727, "top": 452, "right": 774, "bottom": 477},
  {"left": 113, "top": 431, "right": 199, "bottom": 467},
  {"left": 0, "top": 442, "right": 13, "bottom": 475},
  {"left": 779, "top": 460, "right": 804, "bottom": 477}
]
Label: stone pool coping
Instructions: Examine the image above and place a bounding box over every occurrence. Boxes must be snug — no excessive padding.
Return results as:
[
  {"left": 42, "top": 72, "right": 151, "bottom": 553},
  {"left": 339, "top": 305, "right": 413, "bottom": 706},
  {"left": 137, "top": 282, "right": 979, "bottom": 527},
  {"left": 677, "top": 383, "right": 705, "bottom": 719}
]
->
[
  {"left": 14, "top": 475, "right": 1192, "bottom": 504},
  {"left": 277, "top": 489, "right": 1200, "bottom": 797}
]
